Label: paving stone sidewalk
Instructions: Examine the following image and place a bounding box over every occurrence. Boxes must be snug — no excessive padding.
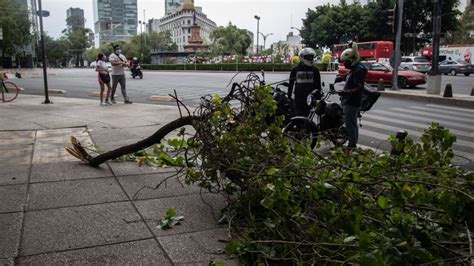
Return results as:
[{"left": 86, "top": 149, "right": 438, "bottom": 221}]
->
[{"left": 0, "top": 95, "right": 236, "bottom": 265}]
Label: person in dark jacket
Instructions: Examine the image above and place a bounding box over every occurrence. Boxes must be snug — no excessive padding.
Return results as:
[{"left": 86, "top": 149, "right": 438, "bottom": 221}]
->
[
  {"left": 337, "top": 42, "right": 367, "bottom": 150},
  {"left": 288, "top": 48, "right": 322, "bottom": 117}
]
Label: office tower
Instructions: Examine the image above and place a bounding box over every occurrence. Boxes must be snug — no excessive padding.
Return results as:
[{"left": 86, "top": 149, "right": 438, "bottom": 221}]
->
[
  {"left": 67, "top": 8, "right": 85, "bottom": 32},
  {"left": 93, "top": 0, "right": 138, "bottom": 47}
]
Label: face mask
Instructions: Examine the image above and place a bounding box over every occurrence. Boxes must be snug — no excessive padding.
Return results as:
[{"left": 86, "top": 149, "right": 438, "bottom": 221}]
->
[
  {"left": 343, "top": 61, "right": 352, "bottom": 69},
  {"left": 115, "top": 49, "right": 122, "bottom": 54}
]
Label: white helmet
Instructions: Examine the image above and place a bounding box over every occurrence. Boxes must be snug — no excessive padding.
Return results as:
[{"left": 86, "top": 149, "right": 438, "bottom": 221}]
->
[
  {"left": 133, "top": 57, "right": 138, "bottom": 60},
  {"left": 340, "top": 42, "right": 360, "bottom": 67},
  {"left": 299, "top": 48, "right": 316, "bottom": 66}
]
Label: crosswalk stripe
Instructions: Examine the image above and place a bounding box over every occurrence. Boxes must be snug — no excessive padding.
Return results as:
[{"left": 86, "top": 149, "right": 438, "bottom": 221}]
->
[
  {"left": 359, "top": 128, "right": 474, "bottom": 163},
  {"left": 363, "top": 113, "right": 474, "bottom": 139},
  {"left": 372, "top": 110, "right": 474, "bottom": 131},
  {"left": 362, "top": 120, "right": 474, "bottom": 149},
  {"left": 426, "top": 104, "right": 474, "bottom": 114},
  {"left": 407, "top": 106, "right": 474, "bottom": 119},
  {"left": 390, "top": 108, "right": 473, "bottom": 124}
]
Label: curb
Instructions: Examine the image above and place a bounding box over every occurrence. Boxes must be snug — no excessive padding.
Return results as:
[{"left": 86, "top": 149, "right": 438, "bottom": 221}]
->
[
  {"left": 89, "top": 92, "right": 118, "bottom": 97},
  {"left": 48, "top": 89, "right": 66, "bottom": 94},
  {"left": 380, "top": 90, "right": 474, "bottom": 108},
  {"left": 147, "top": 95, "right": 181, "bottom": 102}
]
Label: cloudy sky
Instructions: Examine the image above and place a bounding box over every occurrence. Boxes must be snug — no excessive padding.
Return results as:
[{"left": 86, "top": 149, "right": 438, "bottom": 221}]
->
[{"left": 41, "top": 0, "right": 340, "bottom": 46}]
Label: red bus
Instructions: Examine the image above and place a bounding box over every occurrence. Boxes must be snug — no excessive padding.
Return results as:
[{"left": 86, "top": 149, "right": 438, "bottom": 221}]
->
[{"left": 333, "top": 41, "right": 393, "bottom": 59}]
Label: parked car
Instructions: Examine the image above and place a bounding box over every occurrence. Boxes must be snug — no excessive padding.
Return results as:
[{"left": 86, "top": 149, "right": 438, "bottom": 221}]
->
[
  {"left": 337, "top": 62, "right": 427, "bottom": 88},
  {"left": 439, "top": 60, "right": 474, "bottom": 76},
  {"left": 400, "top": 56, "right": 431, "bottom": 73}
]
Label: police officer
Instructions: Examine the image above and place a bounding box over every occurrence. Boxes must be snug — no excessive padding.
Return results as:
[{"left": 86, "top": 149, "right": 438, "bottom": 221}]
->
[{"left": 288, "top": 48, "right": 322, "bottom": 117}]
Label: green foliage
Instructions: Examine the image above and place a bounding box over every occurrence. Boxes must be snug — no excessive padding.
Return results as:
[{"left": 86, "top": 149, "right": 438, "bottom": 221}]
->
[
  {"left": 210, "top": 23, "right": 252, "bottom": 55},
  {"left": 452, "top": 4, "right": 474, "bottom": 44},
  {"left": 124, "top": 84, "right": 473, "bottom": 264},
  {"left": 63, "top": 28, "right": 92, "bottom": 67},
  {"left": 301, "top": 0, "right": 462, "bottom": 54},
  {"left": 0, "top": 0, "right": 32, "bottom": 57},
  {"left": 123, "top": 31, "right": 176, "bottom": 63},
  {"left": 141, "top": 63, "right": 336, "bottom": 72},
  {"left": 157, "top": 208, "right": 184, "bottom": 230},
  {"left": 40, "top": 35, "right": 70, "bottom": 67}
]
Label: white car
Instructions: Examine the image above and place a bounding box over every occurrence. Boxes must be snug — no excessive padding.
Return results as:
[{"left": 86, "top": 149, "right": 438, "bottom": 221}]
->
[{"left": 400, "top": 56, "right": 431, "bottom": 73}]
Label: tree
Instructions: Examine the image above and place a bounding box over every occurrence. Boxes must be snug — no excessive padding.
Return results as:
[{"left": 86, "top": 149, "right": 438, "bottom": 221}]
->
[
  {"left": 122, "top": 31, "right": 176, "bottom": 63},
  {"left": 300, "top": 0, "right": 462, "bottom": 54},
  {"left": 451, "top": 4, "right": 474, "bottom": 44},
  {"left": 210, "top": 23, "right": 252, "bottom": 55},
  {"left": 0, "top": 0, "right": 32, "bottom": 67},
  {"left": 41, "top": 35, "right": 70, "bottom": 67},
  {"left": 63, "top": 28, "right": 92, "bottom": 67}
]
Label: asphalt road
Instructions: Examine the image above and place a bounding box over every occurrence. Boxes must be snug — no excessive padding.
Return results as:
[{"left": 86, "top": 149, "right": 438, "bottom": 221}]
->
[
  {"left": 11, "top": 68, "right": 474, "bottom": 106},
  {"left": 8, "top": 69, "right": 474, "bottom": 169}
]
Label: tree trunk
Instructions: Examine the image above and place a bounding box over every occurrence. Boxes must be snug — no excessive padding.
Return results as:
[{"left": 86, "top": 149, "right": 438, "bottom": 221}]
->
[{"left": 85, "top": 116, "right": 199, "bottom": 167}]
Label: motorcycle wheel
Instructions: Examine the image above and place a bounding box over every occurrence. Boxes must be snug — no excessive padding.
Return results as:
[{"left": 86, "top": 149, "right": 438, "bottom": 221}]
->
[
  {"left": 282, "top": 118, "right": 318, "bottom": 149},
  {"left": 139, "top": 72, "right": 143, "bottom": 79}
]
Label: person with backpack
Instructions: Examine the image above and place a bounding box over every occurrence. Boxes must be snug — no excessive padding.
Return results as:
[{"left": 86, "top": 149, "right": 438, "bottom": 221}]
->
[
  {"left": 288, "top": 48, "right": 322, "bottom": 117},
  {"left": 109, "top": 44, "right": 132, "bottom": 104},
  {"left": 337, "top": 42, "right": 367, "bottom": 150}
]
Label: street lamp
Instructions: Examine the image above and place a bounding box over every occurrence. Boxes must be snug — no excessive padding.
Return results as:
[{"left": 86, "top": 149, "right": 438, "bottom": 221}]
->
[
  {"left": 37, "top": 0, "right": 51, "bottom": 104},
  {"left": 139, "top": 20, "right": 146, "bottom": 60},
  {"left": 254, "top": 15, "right": 260, "bottom": 54},
  {"left": 259, "top": 32, "right": 273, "bottom": 51}
]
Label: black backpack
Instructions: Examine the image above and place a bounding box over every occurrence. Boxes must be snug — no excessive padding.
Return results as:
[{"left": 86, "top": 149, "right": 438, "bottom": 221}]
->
[{"left": 361, "top": 84, "right": 380, "bottom": 112}]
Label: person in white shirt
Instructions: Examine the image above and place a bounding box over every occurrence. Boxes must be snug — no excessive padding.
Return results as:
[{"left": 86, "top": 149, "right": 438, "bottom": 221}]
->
[
  {"left": 95, "top": 53, "right": 112, "bottom": 106},
  {"left": 109, "top": 45, "right": 132, "bottom": 104}
]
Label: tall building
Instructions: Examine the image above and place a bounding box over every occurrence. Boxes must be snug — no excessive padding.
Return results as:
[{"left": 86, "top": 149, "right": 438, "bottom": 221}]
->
[
  {"left": 66, "top": 8, "right": 85, "bottom": 32},
  {"left": 165, "top": 0, "right": 184, "bottom": 15},
  {"left": 93, "top": 0, "right": 138, "bottom": 47},
  {"left": 158, "top": 0, "right": 217, "bottom": 52},
  {"left": 147, "top": 19, "right": 161, "bottom": 33}
]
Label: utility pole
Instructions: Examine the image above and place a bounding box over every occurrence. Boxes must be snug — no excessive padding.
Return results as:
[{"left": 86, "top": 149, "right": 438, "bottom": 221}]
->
[
  {"left": 254, "top": 15, "right": 260, "bottom": 54},
  {"left": 391, "top": 0, "right": 404, "bottom": 90},
  {"left": 427, "top": 0, "right": 443, "bottom": 94},
  {"left": 38, "top": 0, "right": 51, "bottom": 104}
]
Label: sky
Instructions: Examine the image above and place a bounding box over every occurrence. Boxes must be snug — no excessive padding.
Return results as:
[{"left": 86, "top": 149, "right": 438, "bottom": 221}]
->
[{"left": 41, "top": 0, "right": 336, "bottom": 46}]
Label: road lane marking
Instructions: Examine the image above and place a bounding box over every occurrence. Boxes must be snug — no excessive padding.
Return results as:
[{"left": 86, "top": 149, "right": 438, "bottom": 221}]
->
[
  {"left": 426, "top": 104, "right": 474, "bottom": 113},
  {"left": 390, "top": 108, "right": 473, "bottom": 123}
]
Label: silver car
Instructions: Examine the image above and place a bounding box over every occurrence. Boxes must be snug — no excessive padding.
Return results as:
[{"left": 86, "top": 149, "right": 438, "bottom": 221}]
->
[
  {"left": 400, "top": 56, "right": 431, "bottom": 73},
  {"left": 439, "top": 60, "right": 474, "bottom": 76}
]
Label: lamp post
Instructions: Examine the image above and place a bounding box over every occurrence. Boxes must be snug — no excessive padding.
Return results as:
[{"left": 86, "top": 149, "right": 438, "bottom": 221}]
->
[
  {"left": 37, "top": 0, "right": 51, "bottom": 104},
  {"left": 254, "top": 15, "right": 260, "bottom": 54},
  {"left": 259, "top": 32, "right": 273, "bottom": 51}
]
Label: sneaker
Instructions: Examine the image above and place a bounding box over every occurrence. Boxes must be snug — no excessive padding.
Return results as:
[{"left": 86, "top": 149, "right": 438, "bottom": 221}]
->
[
  {"left": 104, "top": 101, "right": 112, "bottom": 106},
  {"left": 124, "top": 99, "right": 133, "bottom": 104},
  {"left": 110, "top": 99, "right": 117, "bottom": 104}
]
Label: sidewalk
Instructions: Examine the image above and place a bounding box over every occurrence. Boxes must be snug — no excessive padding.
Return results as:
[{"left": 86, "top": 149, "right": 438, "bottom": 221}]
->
[{"left": 0, "top": 95, "right": 235, "bottom": 265}]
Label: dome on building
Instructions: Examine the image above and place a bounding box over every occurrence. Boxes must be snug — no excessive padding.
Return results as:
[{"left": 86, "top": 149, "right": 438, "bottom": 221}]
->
[{"left": 182, "top": 0, "right": 194, "bottom": 10}]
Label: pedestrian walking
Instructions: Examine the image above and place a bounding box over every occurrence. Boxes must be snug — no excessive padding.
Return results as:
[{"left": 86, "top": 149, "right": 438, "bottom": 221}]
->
[
  {"left": 109, "top": 44, "right": 132, "bottom": 104},
  {"left": 96, "top": 53, "right": 112, "bottom": 106},
  {"left": 337, "top": 42, "right": 367, "bottom": 151}
]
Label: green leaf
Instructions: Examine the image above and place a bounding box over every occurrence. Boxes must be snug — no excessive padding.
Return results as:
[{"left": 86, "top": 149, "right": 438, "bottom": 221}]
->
[
  {"left": 225, "top": 240, "right": 239, "bottom": 254},
  {"left": 360, "top": 253, "right": 377, "bottom": 266},
  {"left": 377, "top": 196, "right": 389, "bottom": 209},
  {"left": 266, "top": 167, "right": 279, "bottom": 175},
  {"left": 166, "top": 208, "right": 177, "bottom": 218},
  {"left": 260, "top": 197, "right": 274, "bottom": 209}
]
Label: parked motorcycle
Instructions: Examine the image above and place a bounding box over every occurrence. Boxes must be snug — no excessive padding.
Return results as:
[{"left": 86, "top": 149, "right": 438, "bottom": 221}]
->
[
  {"left": 282, "top": 83, "right": 380, "bottom": 148},
  {"left": 131, "top": 64, "right": 143, "bottom": 79}
]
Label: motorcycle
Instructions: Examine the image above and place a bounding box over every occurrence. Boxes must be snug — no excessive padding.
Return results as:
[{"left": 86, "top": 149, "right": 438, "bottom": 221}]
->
[
  {"left": 282, "top": 83, "right": 380, "bottom": 148},
  {"left": 131, "top": 64, "right": 143, "bottom": 79}
]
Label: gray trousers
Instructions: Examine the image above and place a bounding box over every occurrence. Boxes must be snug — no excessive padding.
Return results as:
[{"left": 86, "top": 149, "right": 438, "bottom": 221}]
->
[{"left": 111, "top": 74, "right": 128, "bottom": 100}]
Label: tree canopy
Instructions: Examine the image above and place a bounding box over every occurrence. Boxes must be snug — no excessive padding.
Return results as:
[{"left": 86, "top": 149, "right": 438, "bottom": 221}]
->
[
  {"left": 301, "top": 0, "right": 462, "bottom": 54},
  {"left": 210, "top": 23, "right": 252, "bottom": 55},
  {"left": 451, "top": 4, "right": 474, "bottom": 44},
  {"left": 0, "top": 0, "right": 32, "bottom": 58}
]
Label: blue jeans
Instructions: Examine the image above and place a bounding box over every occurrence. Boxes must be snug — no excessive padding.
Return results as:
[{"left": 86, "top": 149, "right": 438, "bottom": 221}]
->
[{"left": 343, "top": 105, "right": 360, "bottom": 148}]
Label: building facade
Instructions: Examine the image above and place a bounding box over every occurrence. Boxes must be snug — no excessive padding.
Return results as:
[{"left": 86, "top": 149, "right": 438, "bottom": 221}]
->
[
  {"left": 66, "top": 8, "right": 85, "bottom": 32},
  {"left": 271, "top": 32, "right": 304, "bottom": 58},
  {"left": 93, "top": 0, "right": 138, "bottom": 47},
  {"left": 157, "top": 0, "right": 217, "bottom": 52}
]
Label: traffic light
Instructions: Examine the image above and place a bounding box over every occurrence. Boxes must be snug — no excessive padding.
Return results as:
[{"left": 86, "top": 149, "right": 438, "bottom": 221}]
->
[{"left": 387, "top": 4, "right": 398, "bottom": 34}]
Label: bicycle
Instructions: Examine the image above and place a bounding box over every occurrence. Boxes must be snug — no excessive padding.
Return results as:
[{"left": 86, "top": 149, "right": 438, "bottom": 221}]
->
[{"left": 1, "top": 74, "right": 20, "bottom": 102}]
